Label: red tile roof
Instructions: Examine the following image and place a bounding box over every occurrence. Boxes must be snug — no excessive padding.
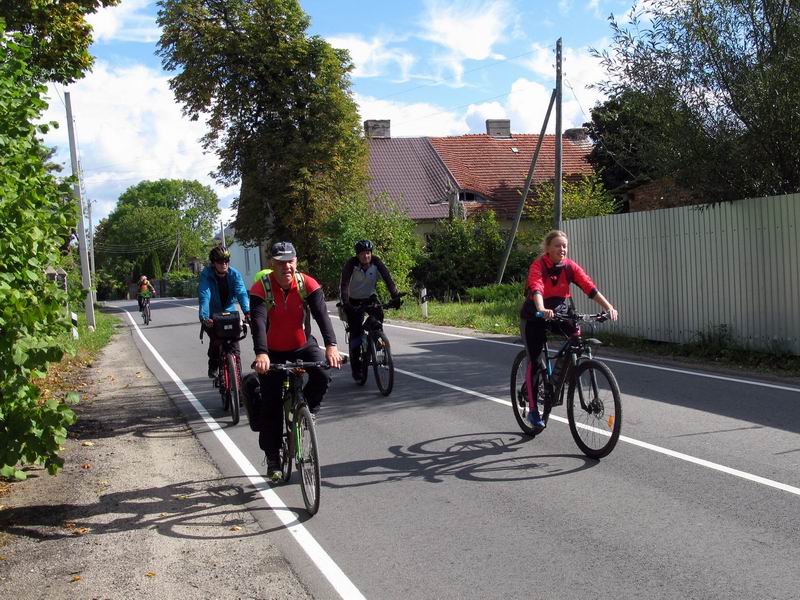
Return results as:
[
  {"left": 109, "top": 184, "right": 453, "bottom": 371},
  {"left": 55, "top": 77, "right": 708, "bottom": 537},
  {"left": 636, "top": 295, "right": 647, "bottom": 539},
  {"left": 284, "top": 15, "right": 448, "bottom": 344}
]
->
[
  {"left": 429, "top": 134, "right": 593, "bottom": 218},
  {"left": 367, "top": 137, "right": 455, "bottom": 221}
]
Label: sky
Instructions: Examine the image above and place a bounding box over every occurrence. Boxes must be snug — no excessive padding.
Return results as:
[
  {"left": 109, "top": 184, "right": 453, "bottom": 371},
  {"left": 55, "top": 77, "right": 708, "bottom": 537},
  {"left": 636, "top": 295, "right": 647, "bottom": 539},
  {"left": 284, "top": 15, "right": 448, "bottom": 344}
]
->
[{"left": 40, "top": 0, "right": 638, "bottom": 229}]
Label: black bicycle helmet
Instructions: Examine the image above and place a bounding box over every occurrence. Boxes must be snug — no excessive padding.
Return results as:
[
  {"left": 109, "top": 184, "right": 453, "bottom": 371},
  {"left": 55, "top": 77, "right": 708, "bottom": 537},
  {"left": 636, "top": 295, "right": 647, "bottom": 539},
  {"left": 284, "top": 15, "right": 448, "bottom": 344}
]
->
[
  {"left": 354, "top": 239, "right": 374, "bottom": 254},
  {"left": 209, "top": 245, "right": 231, "bottom": 263}
]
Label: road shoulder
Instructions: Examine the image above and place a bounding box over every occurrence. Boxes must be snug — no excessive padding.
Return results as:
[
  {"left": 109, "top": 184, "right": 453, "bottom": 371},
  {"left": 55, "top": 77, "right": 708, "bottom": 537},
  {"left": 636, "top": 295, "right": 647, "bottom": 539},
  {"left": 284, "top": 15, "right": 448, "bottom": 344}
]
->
[{"left": 0, "top": 325, "right": 311, "bottom": 599}]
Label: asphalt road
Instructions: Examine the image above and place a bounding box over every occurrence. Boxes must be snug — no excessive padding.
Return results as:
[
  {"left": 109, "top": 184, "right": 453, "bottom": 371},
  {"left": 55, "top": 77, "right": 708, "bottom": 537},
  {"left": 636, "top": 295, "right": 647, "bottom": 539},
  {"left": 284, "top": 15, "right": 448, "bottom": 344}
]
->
[{"left": 109, "top": 298, "right": 800, "bottom": 600}]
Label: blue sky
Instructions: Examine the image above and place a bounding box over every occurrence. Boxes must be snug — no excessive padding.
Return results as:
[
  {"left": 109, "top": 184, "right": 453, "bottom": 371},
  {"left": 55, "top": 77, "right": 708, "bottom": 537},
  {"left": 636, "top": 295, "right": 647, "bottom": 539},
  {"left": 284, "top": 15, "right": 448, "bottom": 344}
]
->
[{"left": 41, "top": 0, "right": 637, "bottom": 227}]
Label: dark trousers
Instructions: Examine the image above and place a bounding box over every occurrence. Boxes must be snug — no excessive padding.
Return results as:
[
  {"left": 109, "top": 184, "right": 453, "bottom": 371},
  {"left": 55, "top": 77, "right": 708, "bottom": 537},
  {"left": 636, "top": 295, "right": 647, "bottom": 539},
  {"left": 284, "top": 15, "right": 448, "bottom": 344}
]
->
[
  {"left": 520, "top": 317, "right": 576, "bottom": 366},
  {"left": 257, "top": 339, "right": 330, "bottom": 458},
  {"left": 343, "top": 299, "right": 383, "bottom": 357},
  {"left": 137, "top": 296, "right": 146, "bottom": 312},
  {"left": 201, "top": 323, "right": 240, "bottom": 370}
]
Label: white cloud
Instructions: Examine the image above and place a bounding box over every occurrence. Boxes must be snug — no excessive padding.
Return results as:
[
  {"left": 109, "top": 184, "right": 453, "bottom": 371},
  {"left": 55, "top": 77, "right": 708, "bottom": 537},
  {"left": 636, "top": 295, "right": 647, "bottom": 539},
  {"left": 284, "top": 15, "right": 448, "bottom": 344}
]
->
[
  {"left": 558, "top": 0, "right": 574, "bottom": 16},
  {"left": 42, "top": 62, "right": 234, "bottom": 226},
  {"left": 418, "top": 0, "right": 513, "bottom": 83},
  {"left": 327, "top": 34, "right": 415, "bottom": 80},
  {"left": 587, "top": 0, "right": 604, "bottom": 19},
  {"left": 87, "top": 0, "right": 160, "bottom": 43},
  {"left": 356, "top": 93, "right": 467, "bottom": 137}
]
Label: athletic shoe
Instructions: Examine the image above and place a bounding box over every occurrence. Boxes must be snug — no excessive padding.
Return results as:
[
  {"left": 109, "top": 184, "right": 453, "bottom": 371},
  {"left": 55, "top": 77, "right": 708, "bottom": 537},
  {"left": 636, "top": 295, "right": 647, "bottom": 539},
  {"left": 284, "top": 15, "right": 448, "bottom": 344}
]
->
[
  {"left": 266, "top": 456, "right": 283, "bottom": 482},
  {"left": 527, "top": 412, "right": 546, "bottom": 433},
  {"left": 207, "top": 366, "right": 217, "bottom": 379}
]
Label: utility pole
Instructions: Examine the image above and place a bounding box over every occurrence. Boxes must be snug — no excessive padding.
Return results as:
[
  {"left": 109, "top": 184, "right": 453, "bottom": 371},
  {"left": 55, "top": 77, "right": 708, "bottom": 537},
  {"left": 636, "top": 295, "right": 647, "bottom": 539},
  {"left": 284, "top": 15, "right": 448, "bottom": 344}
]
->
[
  {"left": 65, "top": 92, "right": 96, "bottom": 329},
  {"left": 87, "top": 196, "right": 95, "bottom": 275},
  {"left": 554, "top": 37, "right": 563, "bottom": 230},
  {"left": 496, "top": 89, "right": 557, "bottom": 283}
]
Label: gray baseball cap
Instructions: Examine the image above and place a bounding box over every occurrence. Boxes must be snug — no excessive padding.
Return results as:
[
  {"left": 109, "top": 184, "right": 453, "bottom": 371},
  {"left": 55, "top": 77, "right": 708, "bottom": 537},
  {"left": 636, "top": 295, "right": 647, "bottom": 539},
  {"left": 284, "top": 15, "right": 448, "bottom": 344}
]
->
[{"left": 270, "top": 241, "right": 297, "bottom": 261}]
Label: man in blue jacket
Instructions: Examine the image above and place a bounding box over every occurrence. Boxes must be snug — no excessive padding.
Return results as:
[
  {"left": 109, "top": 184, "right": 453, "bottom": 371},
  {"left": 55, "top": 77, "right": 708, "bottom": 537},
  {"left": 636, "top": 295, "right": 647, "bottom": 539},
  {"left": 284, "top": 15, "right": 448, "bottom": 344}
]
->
[{"left": 199, "top": 245, "right": 251, "bottom": 378}]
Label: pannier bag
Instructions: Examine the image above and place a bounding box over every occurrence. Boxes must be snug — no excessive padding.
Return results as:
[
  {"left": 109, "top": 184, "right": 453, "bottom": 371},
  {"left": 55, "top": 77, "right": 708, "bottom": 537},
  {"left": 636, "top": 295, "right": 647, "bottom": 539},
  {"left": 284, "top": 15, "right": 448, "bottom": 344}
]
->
[
  {"left": 213, "top": 311, "right": 241, "bottom": 339},
  {"left": 241, "top": 372, "right": 262, "bottom": 431}
]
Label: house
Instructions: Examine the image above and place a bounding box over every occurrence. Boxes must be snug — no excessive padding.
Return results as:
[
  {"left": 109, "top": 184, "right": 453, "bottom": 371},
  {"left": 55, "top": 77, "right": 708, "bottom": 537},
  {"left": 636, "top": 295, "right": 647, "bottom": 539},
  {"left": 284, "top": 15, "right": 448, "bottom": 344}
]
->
[
  {"left": 214, "top": 226, "right": 263, "bottom": 285},
  {"left": 365, "top": 119, "right": 595, "bottom": 235}
]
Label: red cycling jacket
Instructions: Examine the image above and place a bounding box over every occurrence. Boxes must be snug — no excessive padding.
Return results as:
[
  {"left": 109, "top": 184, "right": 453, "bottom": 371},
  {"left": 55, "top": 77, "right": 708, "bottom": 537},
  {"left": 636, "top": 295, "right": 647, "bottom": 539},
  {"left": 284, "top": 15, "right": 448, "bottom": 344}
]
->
[{"left": 526, "top": 255, "right": 597, "bottom": 305}]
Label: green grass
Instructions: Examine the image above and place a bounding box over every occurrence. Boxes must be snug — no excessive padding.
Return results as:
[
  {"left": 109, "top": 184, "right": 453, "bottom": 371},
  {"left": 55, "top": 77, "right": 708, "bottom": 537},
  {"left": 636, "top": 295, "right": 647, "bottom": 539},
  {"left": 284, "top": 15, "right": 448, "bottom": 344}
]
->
[
  {"left": 57, "top": 308, "right": 119, "bottom": 358},
  {"left": 393, "top": 298, "right": 800, "bottom": 377}
]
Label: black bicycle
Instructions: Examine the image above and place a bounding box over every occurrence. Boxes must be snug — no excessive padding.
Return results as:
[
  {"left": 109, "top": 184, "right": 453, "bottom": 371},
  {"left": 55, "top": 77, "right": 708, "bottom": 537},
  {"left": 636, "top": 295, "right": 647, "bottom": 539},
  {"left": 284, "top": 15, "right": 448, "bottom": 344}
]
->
[
  {"left": 204, "top": 312, "right": 248, "bottom": 426},
  {"left": 510, "top": 309, "right": 622, "bottom": 458},
  {"left": 268, "top": 359, "right": 345, "bottom": 515},
  {"left": 140, "top": 294, "right": 153, "bottom": 325},
  {"left": 338, "top": 294, "right": 405, "bottom": 396}
]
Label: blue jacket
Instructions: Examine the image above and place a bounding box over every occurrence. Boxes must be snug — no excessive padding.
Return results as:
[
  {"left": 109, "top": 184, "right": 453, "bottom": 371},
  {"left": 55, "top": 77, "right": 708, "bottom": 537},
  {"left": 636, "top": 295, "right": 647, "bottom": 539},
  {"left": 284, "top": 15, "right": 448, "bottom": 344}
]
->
[{"left": 198, "top": 265, "right": 250, "bottom": 321}]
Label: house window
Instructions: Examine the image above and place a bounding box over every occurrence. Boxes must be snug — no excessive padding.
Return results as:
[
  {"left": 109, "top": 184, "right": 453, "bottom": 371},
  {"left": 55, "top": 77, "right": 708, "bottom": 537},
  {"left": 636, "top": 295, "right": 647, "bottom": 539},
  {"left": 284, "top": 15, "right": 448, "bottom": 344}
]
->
[{"left": 458, "top": 191, "right": 487, "bottom": 203}]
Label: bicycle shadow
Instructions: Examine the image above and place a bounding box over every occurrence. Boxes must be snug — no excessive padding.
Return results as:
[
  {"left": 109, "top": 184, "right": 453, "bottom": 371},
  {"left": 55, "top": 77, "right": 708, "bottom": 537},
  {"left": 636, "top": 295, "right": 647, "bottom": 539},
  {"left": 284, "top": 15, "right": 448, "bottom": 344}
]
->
[
  {"left": 0, "top": 475, "right": 313, "bottom": 543},
  {"left": 321, "top": 431, "right": 596, "bottom": 489}
]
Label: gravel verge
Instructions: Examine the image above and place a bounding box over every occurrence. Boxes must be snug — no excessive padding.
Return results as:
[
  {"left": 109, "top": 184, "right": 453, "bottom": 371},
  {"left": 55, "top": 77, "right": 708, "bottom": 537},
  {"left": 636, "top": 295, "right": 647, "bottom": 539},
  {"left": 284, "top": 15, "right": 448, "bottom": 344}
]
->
[{"left": 0, "top": 326, "right": 312, "bottom": 600}]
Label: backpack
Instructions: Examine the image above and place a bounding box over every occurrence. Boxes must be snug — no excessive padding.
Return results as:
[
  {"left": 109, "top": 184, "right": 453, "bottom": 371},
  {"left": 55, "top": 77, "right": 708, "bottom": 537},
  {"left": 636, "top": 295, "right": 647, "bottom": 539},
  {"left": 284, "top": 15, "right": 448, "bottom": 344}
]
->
[{"left": 254, "top": 269, "right": 308, "bottom": 307}]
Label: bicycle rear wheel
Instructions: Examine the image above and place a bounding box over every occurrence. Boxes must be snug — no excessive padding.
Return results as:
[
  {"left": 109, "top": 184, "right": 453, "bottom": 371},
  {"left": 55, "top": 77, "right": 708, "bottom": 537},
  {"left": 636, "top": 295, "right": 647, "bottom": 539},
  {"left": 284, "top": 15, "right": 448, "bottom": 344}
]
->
[
  {"left": 372, "top": 332, "right": 394, "bottom": 396},
  {"left": 567, "top": 359, "right": 622, "bottom": 458},
  {"left": 296, "top": 405, "right": 321, "bottom": 515},
  {"left": 510, "top": 350, "right": 547, "bottom": 436},
  {"left": 226, "top": 353, "right": 240, "bottom": 425}
]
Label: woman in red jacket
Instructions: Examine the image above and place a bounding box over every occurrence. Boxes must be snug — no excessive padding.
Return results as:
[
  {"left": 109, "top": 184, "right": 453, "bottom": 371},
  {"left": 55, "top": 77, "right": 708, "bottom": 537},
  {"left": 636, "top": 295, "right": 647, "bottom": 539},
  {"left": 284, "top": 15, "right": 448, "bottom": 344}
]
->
[{"left": 520, "top": 230, "right": 618, "bottom": 431}]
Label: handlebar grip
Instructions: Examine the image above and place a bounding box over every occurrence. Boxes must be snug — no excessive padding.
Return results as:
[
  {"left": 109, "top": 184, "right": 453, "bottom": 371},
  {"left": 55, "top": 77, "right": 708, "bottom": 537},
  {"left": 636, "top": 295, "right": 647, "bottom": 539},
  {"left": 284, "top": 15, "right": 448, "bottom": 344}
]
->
[{"left": 535, "top": 311, "right": 544, "bottom": 318}]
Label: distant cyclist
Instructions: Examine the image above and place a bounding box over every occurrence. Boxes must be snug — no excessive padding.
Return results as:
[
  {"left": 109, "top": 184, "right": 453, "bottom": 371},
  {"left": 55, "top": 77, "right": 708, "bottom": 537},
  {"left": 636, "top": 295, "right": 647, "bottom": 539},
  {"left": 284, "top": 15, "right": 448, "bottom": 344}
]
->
[
  {"left": 137, "top": 275, "right": 156, "bottom": 314},
  {"left": 520, "top": 230, "right": 618, "bottom": 432},
  {"left": 199, "top": 245, "right": 250, "bottom": 379},
  {"left": 339, "top": 239, "right": 401, "bottom": 378},
  {"left": 249, "top": 241, "right": 341, "bottom": 481}
]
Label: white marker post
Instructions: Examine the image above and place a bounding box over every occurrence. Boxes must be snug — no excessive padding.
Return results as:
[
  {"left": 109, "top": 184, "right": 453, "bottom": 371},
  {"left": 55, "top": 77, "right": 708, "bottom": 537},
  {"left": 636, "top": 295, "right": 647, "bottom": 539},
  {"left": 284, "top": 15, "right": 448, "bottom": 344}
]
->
[{"left": 421, "top": 287, "right": 428, "bottom": 319}]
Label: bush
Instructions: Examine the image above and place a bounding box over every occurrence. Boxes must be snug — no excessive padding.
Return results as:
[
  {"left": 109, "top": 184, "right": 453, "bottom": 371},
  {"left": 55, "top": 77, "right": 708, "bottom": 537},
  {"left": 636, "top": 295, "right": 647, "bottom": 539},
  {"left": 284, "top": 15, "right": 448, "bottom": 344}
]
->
[
  {"left": 165, "top": 269, "right": 198, "bottom": 298},
  {"left": 413, "top": 210, "right": 524, "bottom": 297},
  {"left": 0, "top": 33, "right": 78, "bottom": 479},
  {"left": 318, "top": 192, "right": 420, "bottom": 297},
  {"left": 465, "top": 282, "right": 525, "bottom": 303}
]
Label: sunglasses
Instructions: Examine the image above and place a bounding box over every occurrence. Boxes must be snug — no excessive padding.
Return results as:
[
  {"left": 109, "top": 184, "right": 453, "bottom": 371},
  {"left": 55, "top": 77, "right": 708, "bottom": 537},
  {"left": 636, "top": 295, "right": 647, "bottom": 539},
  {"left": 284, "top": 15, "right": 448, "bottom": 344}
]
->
[{"left": 214, "top": 258, "right": 230, "bottom": 264}]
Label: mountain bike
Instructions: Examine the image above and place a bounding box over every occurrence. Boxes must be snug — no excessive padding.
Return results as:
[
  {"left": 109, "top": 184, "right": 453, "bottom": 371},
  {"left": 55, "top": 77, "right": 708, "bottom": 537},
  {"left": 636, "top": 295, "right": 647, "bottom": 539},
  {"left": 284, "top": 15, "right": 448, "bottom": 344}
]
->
[
  {"left": 140, "top": 294, "right": 153, "bottom": 325},
  {"left": 337, "top": 293, "right": 405, "bottom": 396},
  {"left": 510, "top": 309, "right": 622, "bottom": 458},
  {"left": 268, "top": 359, "right": 345, "bottom": 515},
  {"left": 205, "top": 312, "right": 248, "bottom": 426}
]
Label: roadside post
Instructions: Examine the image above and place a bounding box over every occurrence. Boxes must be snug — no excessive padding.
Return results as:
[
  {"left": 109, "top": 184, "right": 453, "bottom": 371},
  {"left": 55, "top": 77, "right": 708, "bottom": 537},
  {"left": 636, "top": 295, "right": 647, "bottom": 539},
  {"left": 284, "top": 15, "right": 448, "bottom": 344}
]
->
[{"left": 421, "top": 287, "right": 429, "bottom": 319}]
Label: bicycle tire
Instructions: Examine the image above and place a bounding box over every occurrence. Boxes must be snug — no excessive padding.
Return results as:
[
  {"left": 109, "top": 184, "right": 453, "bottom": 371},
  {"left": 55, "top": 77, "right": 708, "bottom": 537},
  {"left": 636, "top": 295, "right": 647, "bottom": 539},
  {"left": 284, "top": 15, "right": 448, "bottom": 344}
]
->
[
  {"left": 510, "top": 350, "right": 547, "bottom": 436},
  {"left": 567, "top": 359, "right": 622, "bottom": 459},
  {"left": 372, "top": 332, "right": 394, "bottom": 396},
  {"left": 281, "top": 413, "right": 293, "bottom": 483},
  {"left": 296, "top": 405, "right": 321, "bottom": 515},
  {"left": 143, "top": 303, "right": 150, "bottom": 326},
  {"left": 355, "top": 338, "right": 369, "bottom": 386},
  {"left": 226, "top": 353, "right": 240, "bottom": 425}
]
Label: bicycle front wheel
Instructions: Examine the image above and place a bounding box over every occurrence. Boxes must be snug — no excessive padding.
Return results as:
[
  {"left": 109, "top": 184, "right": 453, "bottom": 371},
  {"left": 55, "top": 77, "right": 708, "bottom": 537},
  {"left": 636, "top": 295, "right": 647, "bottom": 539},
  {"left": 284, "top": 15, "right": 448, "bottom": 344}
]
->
[
  {"left": 226, "top": 353, "right": 240, "bottom": 425},
  {"left": 567, "top": 359, "right": 622, "bottom": 458},
  {"left": 356, "top": 340, "right": 369, "bottom": 386},
  {"left": 143, "top": 303, "right": 150, "bottom": 325},
  {"left": 296, "top": 405, "right": 321, "bottom": 515},
  {"left": 510, "top": 350, "right": 547, "bottom": 436},
  {"left": 372, "top": 332, "right": 394, "bottom": 396}
]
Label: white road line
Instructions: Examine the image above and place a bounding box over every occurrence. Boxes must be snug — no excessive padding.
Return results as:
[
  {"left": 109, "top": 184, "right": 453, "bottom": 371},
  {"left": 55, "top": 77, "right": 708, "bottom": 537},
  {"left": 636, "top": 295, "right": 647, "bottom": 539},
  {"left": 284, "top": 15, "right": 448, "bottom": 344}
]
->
[
  {"left": 122, "top": 310, "right": 366, "bottom": 600},
  {"left": 394, "top": 367, "right": 800, "bottom": 498},
  {"left": 376, "top": 320, "right": 800, "bottom": 394}
]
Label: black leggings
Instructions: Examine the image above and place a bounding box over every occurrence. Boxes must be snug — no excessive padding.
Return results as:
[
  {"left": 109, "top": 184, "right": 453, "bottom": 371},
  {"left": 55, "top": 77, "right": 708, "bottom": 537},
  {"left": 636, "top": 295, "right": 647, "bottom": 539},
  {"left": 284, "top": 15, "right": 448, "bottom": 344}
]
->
[{"left": 257, "top": 339, "right": 330, "bottom": 458}]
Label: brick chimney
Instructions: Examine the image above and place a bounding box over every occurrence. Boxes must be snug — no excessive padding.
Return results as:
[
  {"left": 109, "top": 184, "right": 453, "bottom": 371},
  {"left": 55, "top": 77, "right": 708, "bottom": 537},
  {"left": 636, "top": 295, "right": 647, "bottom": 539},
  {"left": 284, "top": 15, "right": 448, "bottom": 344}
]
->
[
  {"left": 486, "top": 119, "right": 511, "bottom": 138},
  {"left": 564, "top": 127, "right": 588, "bottom": 142},
  {"left": 364, "top": 119, "right": 390, "bottom": 138}
]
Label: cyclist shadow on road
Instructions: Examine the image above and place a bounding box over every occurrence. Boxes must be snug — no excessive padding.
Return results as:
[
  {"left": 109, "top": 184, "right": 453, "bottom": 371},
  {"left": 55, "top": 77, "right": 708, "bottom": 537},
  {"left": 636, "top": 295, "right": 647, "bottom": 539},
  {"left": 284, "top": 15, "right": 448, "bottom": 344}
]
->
[
  {"left": 0, "top": 475, "right": 315, "bottom": 543},
  {"left": 321, "top": 431, "right": 596, "bottom": 489}
]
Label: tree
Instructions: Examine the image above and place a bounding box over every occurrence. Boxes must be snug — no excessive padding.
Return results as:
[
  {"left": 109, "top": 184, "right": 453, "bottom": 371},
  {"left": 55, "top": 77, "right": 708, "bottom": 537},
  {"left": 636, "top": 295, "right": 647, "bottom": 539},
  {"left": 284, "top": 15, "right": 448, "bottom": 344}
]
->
[
  {"left": 157, "top": 0, "right": 367, "bottom": 264},
  {"left": 593, "top": 1, "right": 800, "bottom": 200},
  {"left": 0, "top": 1, "right": 120, "bottom": 84},
  {"left": 117, "top": 179, "right": 220, "bottom": 239},
  {"left": 0, "top": 32, "right": 78, "bottom": 479},
  {"left": 525, "top": 174, "right": 620, "bottom": 224},
  {"left": 317, "top": 193, "right": 420, "bottom": 295}
]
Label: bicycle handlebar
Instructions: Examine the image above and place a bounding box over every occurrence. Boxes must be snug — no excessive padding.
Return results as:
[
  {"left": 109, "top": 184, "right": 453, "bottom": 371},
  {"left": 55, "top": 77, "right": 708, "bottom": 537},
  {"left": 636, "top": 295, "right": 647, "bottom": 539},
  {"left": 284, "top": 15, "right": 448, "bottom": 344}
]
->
[
  {"left": 337, "top": 291, "right": 408, "bottom": 311},
  {"left": 535, "top": 310, "right": 610, "bottom": 323},
  {"left": 264, "top": 357, "right": 348, "bottom": 371}
]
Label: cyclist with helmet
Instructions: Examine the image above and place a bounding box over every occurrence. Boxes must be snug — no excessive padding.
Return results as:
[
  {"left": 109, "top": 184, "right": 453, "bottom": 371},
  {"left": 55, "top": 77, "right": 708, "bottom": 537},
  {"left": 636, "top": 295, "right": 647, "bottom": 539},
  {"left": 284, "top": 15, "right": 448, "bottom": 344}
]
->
[
  {"left": 249, "top": 241, "right": 341, "bottom": 481},
  {"left": 199, "top": 245, "right": 250, "bottom": 379},
  {"left": 339, "top": 239, "right": 401, "bottom": 378},
  {"left": 137, "top": 275, "right": 156, "bottom": 314}
]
